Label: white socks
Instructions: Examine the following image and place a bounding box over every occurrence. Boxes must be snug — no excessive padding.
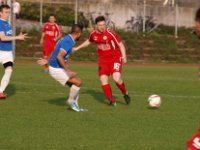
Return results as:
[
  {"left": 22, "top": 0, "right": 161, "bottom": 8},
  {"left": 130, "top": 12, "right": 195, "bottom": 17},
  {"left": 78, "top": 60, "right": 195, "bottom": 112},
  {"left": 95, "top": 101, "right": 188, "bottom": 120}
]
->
[
  {"left": 67, "top": 85, "right": 80, "bottom": 106},
  {"left": 0, "top": 67, "right": 13, "bottom": 93}
]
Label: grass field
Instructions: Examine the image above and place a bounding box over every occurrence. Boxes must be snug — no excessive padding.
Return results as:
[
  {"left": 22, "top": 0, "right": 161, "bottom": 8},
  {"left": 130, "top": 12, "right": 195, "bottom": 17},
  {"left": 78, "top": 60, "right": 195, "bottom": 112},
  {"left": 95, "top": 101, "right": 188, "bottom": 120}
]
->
[{"left": 0, "top": 63, "right": 200, "bottom": 150}]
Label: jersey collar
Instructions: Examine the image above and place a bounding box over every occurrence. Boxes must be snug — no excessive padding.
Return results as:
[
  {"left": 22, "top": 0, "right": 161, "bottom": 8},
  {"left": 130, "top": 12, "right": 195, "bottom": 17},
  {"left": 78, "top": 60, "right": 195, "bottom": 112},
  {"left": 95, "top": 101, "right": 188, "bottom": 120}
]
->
[
  {"left": 48, "top": 22, "right": 55, "bottom": 25},
  {"left": 96, "top": 28, "right": 107, "bottom": 34},
  {"left": 69, "top": 34, "right": 75, "bottom": 44},
  {"left": 0, "top": 18, "right": 8, "bottom": 22}
]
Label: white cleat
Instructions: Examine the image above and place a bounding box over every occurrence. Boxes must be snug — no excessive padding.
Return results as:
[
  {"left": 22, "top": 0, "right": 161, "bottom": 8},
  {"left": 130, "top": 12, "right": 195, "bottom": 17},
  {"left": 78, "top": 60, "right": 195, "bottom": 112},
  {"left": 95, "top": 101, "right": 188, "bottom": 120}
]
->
[
  {"left": 70, "top": 102, "right": 80, "bottom": 112},
  {"left": 67, "top": 100, "right": 88, "bottom": 112}
]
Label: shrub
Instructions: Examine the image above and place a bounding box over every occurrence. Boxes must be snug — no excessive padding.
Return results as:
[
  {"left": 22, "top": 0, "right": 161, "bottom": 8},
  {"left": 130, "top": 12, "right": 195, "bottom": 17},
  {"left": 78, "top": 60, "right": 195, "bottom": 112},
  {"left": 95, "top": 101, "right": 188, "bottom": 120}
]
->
[{"left": 19, "top": 2, "right": 88, "bottom": 27}]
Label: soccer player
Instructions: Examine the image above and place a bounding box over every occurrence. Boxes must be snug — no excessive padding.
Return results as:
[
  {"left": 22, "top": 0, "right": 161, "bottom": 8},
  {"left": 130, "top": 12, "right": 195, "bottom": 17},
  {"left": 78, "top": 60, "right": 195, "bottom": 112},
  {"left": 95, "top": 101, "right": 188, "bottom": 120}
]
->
[
  {"left": 12, "top": 0, "right": 20, "bottom": 19},
  {"left": 195, "top": 8, "right": 200, "bottom": 80},
  {"left": 73, "top": 16, "right": 131, "bottom": 106},
  {"left": 195, "top": 8, "right": 200, "bottom": 36},
  {"left": 40, "top": 15, "right": 62, "bottom": 72},
  {"left": 37, "top": 24, "right": 87, "bottom": 112},
  {"left": 0, "top": 4, "right": 27, "bottom": 99},
  {"left": 186, "top": 125, "right": 200, "bottom": 150}
]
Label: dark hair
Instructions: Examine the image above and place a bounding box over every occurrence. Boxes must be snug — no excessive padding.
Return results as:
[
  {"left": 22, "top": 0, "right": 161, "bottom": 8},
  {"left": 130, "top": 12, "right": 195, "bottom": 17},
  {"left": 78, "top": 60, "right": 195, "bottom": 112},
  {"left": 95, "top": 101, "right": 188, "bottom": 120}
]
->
[
  {"left": 196, "top": 8, "right": 200, "bottom": 21},
  {"left": 95, "top": 16, "right": 105, "bottom": 24},
  {"left": 0, "top": 4, "right": 10, "bottom": 12},
  {"left": 49, "top": 14, "right": 55, "bottom": 17},
  {"left": 71, "top": 24, "right": 83, "bottom": 34}
]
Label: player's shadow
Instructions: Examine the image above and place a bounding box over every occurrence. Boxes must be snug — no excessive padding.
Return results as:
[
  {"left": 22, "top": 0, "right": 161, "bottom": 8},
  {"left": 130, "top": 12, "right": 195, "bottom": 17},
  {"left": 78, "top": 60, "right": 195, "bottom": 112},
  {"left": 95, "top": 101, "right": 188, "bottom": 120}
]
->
[
  {"left": 47, "top": 97, "right": 66, "bottom": 106},
  {"left": 84, "top": 89, "right": 126, "bottom": 105},
  {"left": 83, "top": 89, "right": 107, "bottom": 104},
  {"left": 5, "top": 84, "right": 16, "bottom": 97}
]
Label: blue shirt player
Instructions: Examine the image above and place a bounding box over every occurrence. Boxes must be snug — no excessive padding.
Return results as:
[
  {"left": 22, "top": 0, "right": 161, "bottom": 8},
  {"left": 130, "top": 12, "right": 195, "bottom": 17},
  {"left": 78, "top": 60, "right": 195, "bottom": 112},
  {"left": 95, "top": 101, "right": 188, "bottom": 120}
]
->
[
  {"left": 0, "top": 4, "right": 27, "bottom": 99},
  {"left": 37, "top": 24, "right": 87, "bottom": 112},
  {"left": 49, "top": 34, "right": 74, "bottom": 69}
]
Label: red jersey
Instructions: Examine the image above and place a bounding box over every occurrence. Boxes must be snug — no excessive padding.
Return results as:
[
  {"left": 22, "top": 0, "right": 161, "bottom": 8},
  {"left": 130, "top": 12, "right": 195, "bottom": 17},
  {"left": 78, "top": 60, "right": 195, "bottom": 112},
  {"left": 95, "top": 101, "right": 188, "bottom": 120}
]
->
[
  {"left": 89, "top": 28, "right": 122, "bottom": 63},
  {"left": 186, "top": 132, "right": 200, "bottom": 150},
  {"left": 42, "top": 22, "right": 61, "bottom": 42}
]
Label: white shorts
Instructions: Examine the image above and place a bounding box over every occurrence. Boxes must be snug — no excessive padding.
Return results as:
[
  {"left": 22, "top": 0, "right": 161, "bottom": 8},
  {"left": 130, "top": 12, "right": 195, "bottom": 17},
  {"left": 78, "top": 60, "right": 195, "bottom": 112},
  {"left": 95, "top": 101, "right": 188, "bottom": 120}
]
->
[
  {"left": 49, "top": 66, "right": 70, "bottom": 86},
  {"left": 0, "top": 51, "right": 14, "bottom": 65}
]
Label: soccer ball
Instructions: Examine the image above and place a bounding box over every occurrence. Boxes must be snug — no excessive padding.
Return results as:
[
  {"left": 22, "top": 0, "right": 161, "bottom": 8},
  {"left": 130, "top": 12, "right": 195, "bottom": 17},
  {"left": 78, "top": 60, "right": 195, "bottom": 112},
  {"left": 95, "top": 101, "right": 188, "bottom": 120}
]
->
[{"left": 148, "top": 95, "right": 161, "bottom": 108}]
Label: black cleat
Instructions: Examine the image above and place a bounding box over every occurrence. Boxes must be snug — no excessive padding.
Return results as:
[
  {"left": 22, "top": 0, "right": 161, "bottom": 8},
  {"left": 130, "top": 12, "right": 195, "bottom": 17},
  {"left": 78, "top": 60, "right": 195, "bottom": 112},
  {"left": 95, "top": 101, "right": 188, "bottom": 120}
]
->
[
  {"left": 108, "top": 101, "right": 117, "bottom": 107},
  {"left": 123, "top": 94, "right": 131, "bottom": 104},
  {"left": 108, "top": 97, "right": 117, "bottom": 107}
]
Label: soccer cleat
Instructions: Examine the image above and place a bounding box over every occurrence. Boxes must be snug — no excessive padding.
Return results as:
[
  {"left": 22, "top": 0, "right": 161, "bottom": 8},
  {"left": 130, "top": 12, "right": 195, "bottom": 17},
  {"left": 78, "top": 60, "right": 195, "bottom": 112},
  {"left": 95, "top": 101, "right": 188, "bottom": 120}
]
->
[
  {"left": 124, "top": 93, "right": 131, "bottom": 104},
  {"left": 69, "top": 102, "right": 88, "bottom": 112},
  {"left": 109, "top": 101, "right": 117, "bottom": 107},
  {"left": 109, "top": 97, "right": 117, "bottom": 107},
  {"left": 70, "top": 102, "right": 80, "bottom": 112},
  {"left": 0, "top": 92, "right": 6, "bottom": 99}
]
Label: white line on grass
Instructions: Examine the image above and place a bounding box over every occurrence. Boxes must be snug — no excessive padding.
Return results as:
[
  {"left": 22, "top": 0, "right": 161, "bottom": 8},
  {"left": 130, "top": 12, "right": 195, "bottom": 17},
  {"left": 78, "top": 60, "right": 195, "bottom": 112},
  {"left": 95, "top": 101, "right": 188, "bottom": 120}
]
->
[{"left": 11, "top": 81, "right": 200, "bottom": 99}]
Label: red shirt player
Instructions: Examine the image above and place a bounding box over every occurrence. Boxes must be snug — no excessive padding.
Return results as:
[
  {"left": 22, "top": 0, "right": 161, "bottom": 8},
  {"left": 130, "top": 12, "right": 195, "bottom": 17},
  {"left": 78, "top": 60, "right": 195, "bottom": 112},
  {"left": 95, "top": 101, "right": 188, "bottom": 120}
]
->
[
  {"left": 186, "top": 126, "right": 200, "bottom": 150},
  {"left": 40, "top": 15, "right": 62, "bottom": 72},
  {"left": 74, "top": 16, "right": 131, "bottom": 106}
]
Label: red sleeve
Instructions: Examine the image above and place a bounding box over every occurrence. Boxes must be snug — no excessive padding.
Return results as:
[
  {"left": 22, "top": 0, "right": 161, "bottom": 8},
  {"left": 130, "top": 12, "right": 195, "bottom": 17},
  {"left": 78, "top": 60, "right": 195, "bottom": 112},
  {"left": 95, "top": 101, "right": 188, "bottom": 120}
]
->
[
  {"left": 55, "top": 23, "right": 61, "bottom": 35},
  {"left": 42, "top": 23, "right": 47, "bottom": 32},
  {"left": 88, "top": 32, "right": 94, "bottom": 43},
  {"left": 107, "top": 28, "right": 121, "bottom": 45}
]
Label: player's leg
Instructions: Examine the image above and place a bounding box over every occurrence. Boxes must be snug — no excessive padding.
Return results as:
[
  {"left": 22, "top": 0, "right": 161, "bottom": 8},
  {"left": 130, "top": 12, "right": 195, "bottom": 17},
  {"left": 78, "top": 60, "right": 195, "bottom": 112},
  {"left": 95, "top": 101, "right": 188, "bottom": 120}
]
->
[
  {"left": 43, "top": 50, "right": 49, "bottom": 73},
  {"left": 0, "top": 51, "right": 14, "bottom": 99},
  {"left": 0, "top": 62, "right": 13, "bottom": 99},
  {"left": 112, "top": 72, "right": 131, "bottom": 104},
  {"left": 49, "top": 66, "right": 87, "bottom": 112},
  {"left": 66, "top": 77, "right": 87, "bottom": 112},
  {"left": 99, "top": 64, "right": 116, "bottom": 106},
  {"left": 43, "top": 43, "right": 52, "bottom": 73},
  {"left": 66, "top": 76, "right": 82, "bottom": 106},
  {"left": 112, "top": 62, "right": 131, "bottom": 104}
]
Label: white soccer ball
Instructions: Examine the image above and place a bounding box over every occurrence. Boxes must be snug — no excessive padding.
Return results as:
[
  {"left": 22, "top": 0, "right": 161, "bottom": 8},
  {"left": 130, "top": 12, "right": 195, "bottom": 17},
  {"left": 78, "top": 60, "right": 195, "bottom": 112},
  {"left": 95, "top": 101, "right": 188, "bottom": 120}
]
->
[{"left": 148, "top": 95, "right": 161, "bottom": 108}]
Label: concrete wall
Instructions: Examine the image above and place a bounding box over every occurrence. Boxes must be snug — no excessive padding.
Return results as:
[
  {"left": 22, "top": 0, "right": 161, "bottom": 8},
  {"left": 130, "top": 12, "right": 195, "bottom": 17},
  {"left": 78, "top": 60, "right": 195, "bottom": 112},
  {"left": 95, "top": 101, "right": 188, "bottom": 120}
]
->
[
  {"left": 20, "top": 0, "right": 200, "bottom": 28},
  {"left": 79, "top": 1, "right": 198, "bottom": 28}
]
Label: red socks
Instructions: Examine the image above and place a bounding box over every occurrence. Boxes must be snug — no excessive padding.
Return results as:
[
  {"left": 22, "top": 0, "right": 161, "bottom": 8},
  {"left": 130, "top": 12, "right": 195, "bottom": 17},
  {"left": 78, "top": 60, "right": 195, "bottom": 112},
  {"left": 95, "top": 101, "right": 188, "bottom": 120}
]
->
[
  {"left": 101, "top": 84, "right": 112, "bottom": 99},
  {"left": 116, "top": 82, "right": 127, "bottom": 95},
  {"left": 101, "top": 83, "right": 127, "bottom": 102},
  {"left": 45, "top": 64, "right": 49, "bottom": 72}
]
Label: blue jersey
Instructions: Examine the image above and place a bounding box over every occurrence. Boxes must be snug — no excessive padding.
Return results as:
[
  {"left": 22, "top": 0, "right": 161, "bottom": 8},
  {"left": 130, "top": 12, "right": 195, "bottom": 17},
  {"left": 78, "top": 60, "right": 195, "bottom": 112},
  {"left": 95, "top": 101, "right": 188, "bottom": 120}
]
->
[
  {"left": 0, "top": 19, "right": 13, "bottom": 51},
  {"left": 49, "top": 34, "right": 75, "bottom": 68}
]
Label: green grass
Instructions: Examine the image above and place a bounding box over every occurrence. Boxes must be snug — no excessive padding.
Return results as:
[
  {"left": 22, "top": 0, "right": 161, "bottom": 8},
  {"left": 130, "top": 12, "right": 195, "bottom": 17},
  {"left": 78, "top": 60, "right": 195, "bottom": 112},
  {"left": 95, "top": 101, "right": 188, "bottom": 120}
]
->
[{"left": 0, "top": 63, "right": 200, "bottom": 150}]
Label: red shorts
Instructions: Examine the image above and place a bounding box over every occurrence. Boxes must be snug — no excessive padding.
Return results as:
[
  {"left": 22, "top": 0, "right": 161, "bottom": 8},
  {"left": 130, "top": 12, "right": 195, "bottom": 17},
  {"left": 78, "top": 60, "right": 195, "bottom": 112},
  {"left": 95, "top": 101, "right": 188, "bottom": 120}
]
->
[
  {"left": 43, "top": 41, "right": 56, "bottom": 57},
  {"left": 98, "top": 59, "right": 122, "bottom": 76}
]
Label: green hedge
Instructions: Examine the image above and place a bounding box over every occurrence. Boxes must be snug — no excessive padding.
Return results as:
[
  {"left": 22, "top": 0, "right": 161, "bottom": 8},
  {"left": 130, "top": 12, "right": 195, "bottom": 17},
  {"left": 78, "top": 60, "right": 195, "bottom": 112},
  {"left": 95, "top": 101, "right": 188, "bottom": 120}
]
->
[
  {"left": 19, "top": 2, "right": 88, "bottom": 27},
  {"left": 16, "top": 26, "right": 200, "bottom": 63}
]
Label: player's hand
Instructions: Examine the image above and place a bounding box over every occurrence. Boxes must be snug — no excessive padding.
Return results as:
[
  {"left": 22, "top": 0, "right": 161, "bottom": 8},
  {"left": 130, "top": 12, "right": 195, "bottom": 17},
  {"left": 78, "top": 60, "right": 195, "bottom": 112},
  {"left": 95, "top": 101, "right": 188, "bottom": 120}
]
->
[
  {"left": 121, "top": 57, "right": 127, "bottom": 64},
  {"left": 17, "top": 32, "right": 28, "bottom": 40},
  {"left": 40, "top": 39, "right": 43, "bottom": 45},
  {"left": 37, "top": 58, "right": 48, "bottom": 66},
  {"left": 54, "top": 37, "right": 58, "bottom": 42},
  {"left": 72, "top": 47, "right": 78, "bottom": 53}
]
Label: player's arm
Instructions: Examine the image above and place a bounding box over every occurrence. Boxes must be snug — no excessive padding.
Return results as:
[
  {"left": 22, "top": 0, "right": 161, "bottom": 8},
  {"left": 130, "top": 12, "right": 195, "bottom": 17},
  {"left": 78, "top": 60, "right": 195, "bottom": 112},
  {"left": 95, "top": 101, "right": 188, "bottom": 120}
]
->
[
  {"left": 54, "top": 25, "right": 62, "bottom": 42},
  {"left": 195, "top": 22, "right": 200, "bottom": 36},
  {"left": 73, "top": 39, "right": 91, "bottom": 52},
  {"left": 40, "top": 32, "right": 45, "bottom": 44},
  {"left": 57, "top": 49, "right": 76, "bottom": 78},
  {"left": 108, "top": 29, "right": 127, "bottom": 63},
  {"left": 0, "top": 32, "right": 27, "bottom": 41},
  {"left": 118, "top": 42, "right": 127, "bottom": 64},
  {"left": 54, "top": 33, "right": 62, "bottom": 42}
]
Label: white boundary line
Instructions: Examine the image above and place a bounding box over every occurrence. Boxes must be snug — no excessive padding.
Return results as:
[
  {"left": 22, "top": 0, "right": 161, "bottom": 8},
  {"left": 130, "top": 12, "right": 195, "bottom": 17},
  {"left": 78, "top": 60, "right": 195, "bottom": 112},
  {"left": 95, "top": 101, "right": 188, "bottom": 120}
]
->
[{"left": 11, "top": 81, "right": 200, "bottom": 99}]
